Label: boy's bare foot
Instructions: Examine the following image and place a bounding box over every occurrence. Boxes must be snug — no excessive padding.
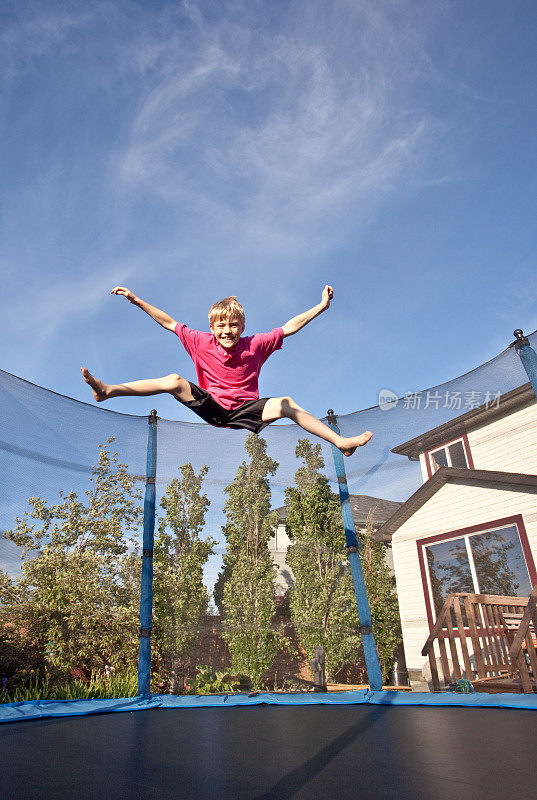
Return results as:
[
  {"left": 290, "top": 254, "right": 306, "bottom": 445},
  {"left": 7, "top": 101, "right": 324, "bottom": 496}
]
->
[
  {"left": 81, "top": 367, "right": 109, "bottom": 402},
  {"left": 339, "top": 431, "right": 373, "bottom": 456}
]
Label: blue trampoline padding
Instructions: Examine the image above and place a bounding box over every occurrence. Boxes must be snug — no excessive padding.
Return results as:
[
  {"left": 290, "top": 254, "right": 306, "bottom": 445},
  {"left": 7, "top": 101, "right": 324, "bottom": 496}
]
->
[
  {"left": 0, "top": 695, "right": 161, "bottom": 723},
  {"left": 2, "top": 690, "right": 537, "bottom": 723},
  {"left": 365, "top": 690, "right": 537, "bottom": 710}
]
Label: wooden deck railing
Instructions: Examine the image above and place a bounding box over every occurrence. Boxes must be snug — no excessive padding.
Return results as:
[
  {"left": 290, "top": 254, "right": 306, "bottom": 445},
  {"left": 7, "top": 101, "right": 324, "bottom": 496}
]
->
[
  {"left": 508, "top": 586, "right": 537, "bottom": 693},
  {"left": 421, "top": 592, "right": 531, "bottom": 691}
]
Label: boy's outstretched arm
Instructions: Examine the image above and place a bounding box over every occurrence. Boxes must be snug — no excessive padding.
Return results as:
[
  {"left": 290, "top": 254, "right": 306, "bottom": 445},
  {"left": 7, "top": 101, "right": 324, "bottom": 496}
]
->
[
  {"left": 110, "top": 287, "right": 178, "bottom": 332},
  {"left": 281, "top": 285, "right": 333, "bottom": 338}
]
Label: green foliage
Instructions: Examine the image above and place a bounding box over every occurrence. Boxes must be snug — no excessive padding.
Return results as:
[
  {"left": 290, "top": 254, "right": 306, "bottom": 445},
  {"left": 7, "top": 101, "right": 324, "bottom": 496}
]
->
[
  {"left": 285, "top": 440, "right": 360, "bottom": 679},
  {"left": 186, "top": 665, "right": 241, "bottom": 695},
  {"left": 286, "top": 541, "right": 362, "bottom": 679},
  {"left": 0, "top": 440, "right": 142, "bottom": 681},
  {"left": 212, "top": 560, "right": 231, "bottom": 616},
  {"left": 152, "top": 464, "right": 216, "bottom": 693},
  {"left": 1, "top": 667, "right": 138, "bottom": 703},
  {"left": 220, "top": 434, "right": 282, "bottom": 688},
  {"left": 222, "top": 552, "right": 282, "bottom": 688},
  {"left": 221, "top": 434, "right": 279, "bottom": 562},
  {"left": 360, "top": 512, "right": 402, "bottom": 679},
  {"left": 285, "top": 440, "right": 401, "bottom": 681}
]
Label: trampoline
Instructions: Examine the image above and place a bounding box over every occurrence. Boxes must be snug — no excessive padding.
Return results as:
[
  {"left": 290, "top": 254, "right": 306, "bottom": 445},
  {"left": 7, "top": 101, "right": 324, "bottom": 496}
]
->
[
  {"left": 2, "top": 692, "right": 537, "bottom": 799},
  {"left": 3, "top": 332, "right": 537, "bottom": 798}
]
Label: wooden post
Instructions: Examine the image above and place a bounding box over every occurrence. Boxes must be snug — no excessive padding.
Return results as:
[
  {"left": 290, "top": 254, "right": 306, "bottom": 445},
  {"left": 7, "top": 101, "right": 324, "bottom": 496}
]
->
[
  {"left": 445, "top": 610, "right": 462, "bottom": 680},
  {"left": 310, "top": 646, "right": 327, "bottom": 693},
  {"left": 453, "top": 596, "right": 474, "bottom": 678},
  {"left": 463, "top": 596, "right": 486, "bottom": 678},
  {"left": 428, "top": 647, "right": 440, "bottom": 691}
]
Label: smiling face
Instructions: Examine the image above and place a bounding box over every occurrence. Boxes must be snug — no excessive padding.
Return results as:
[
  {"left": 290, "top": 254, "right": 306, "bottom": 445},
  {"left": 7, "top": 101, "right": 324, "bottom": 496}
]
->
[{"left": 210, "top": 316, "right": 245, "bottom": 349}]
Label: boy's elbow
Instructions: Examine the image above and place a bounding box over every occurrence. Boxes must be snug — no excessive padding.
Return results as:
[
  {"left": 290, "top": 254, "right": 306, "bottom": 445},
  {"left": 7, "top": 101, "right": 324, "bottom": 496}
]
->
[{"left": 282, "top": 324, "right": 295, "bottom": 338}]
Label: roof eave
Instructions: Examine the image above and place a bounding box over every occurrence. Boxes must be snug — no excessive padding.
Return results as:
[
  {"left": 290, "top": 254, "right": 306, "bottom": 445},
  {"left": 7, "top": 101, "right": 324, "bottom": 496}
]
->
[{"left": 391, "top": 382, "right": 534, "bottom": 460}]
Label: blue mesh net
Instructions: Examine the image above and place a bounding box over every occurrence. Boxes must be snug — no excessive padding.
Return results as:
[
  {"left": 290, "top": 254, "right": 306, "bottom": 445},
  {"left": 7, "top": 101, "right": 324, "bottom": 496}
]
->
[{"left": 1, "top": 331, "right": 535, "bottom": 697}]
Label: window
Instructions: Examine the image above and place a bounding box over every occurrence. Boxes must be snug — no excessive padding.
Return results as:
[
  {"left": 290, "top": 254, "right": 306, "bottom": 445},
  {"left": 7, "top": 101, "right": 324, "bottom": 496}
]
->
[
  {"left": 427, "top": 436, "right": 472, "bottom": 474},
  {"left": 424, "top": 524, "right": 533, "bottom": 616}
]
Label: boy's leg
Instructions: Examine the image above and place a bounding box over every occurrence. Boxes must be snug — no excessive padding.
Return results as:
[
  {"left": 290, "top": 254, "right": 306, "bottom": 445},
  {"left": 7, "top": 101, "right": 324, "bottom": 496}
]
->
[
  {"left": 262, "top": 396, "right": 372, "bottom": 457},
  {"left": 81, "top": 368, "right": 195, "bottom": 403}
]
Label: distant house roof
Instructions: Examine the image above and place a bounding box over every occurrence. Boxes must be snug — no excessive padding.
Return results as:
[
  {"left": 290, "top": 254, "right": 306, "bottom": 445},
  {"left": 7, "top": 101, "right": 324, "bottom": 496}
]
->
[
  {"left": 374, "top": 466, "right": 537, "bottom": 542},
  {"left": 392, "top": 382, "right": 535, "bottom": 461},
  {"left": 274, "top": 494, "right": 403, "bottom": 528}
]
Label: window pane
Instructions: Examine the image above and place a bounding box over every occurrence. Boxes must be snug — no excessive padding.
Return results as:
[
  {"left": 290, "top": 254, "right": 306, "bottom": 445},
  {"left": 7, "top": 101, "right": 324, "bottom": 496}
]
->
[
  {"left": 469, "top": 526, "right": 532, "bottom": 597},
  {"left": 426, "top": 538, "right": 474, "bottom": 615},
  {"left": 448, "top": 440, "right": 468, "bottom": 469},
  {"left": 430, "top": 448, "right": 448, "bottom": 471}
]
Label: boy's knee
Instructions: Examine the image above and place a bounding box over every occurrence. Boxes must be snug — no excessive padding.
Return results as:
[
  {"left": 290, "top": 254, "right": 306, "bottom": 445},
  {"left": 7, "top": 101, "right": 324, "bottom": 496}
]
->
[{"left": 279, "top": 396, "right": 296, "bottom": 414}]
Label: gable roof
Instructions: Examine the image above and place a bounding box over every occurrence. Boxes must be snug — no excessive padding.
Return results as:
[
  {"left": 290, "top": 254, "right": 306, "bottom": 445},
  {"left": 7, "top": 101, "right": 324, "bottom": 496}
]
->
[
  {"left": 274, "top": 494, "right": 402, "bottom": 528},
  {"left": 391, "top": 382, "right": 535, "bottom": 461},
  {"left": 373, "top": 466, "right": 537, "bottom": 542}
]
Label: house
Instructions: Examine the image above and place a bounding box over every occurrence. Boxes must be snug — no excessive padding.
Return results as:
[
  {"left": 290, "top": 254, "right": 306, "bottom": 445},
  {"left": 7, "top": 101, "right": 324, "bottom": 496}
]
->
[
  {"left": 269, "top": 495, "right": 403, "bottom": 596},
  {"left": 375, "top": 382, "right": 537, "bottom": 685}
]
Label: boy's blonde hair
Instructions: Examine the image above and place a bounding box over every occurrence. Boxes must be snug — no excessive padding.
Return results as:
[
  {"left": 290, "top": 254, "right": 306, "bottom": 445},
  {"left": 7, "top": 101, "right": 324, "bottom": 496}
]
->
[{"left": 208, "top": 296, "right": 245, "bottom": 327}]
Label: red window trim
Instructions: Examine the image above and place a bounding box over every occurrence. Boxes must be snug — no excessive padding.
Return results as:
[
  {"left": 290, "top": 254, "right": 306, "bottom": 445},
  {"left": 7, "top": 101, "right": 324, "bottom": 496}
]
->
[
  {"left": 425, "top": 433, "right": 474, "bottom": 478},
  {"left": 417, "top": 514, "right": 537, "bottom": 630}
]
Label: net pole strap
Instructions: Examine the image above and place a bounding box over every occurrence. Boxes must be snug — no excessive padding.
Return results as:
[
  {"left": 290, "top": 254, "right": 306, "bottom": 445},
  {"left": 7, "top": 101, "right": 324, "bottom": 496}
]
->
[
  {"left": 326, "top": 410, "right": 383, "bottom": 692},
  {"left": 514, "top": 330, "right": 537, "bottom": 398},
  {"left": 137, "top": 409, "right": 158, "bottom": 697}
]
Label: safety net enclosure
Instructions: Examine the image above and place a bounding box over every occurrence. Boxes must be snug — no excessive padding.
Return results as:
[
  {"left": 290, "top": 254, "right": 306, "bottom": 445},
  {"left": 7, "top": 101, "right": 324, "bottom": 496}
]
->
[
  {"left": 1, "top": 330, "right": 537, "bottom": 702},
  {"left": 2, "top": 331, "right": 537, "bottom": 799}
]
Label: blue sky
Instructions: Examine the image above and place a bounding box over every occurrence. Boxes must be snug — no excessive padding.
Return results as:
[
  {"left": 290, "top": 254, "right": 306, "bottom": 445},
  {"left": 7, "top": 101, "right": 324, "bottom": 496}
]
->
[{"left": 2, "top": 0, "right": 537, "bottom": 421}]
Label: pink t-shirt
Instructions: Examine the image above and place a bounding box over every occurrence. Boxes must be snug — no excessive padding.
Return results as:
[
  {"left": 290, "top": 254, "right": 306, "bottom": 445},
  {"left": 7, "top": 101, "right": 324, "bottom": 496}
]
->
[{"left": 175, "top": 323, "right": 284, "bottom": 410}]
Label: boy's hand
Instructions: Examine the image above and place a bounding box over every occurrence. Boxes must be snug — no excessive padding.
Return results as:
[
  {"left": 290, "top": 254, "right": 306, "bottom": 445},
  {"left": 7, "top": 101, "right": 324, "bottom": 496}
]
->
[
  {"left": 321, "top": 285, "right": 334, "bottom": 309},
  {"left": 111, "top": 286, "right": 137, "bottom": 303},
  {"left": 282, "top": 286, "right": 334, "bottom": 337}
]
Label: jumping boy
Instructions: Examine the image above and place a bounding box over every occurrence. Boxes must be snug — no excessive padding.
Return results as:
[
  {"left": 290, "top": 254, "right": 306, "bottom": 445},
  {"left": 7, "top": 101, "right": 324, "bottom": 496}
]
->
[{"left": 81, "top": 286, "right": 372, "bottom": 456}]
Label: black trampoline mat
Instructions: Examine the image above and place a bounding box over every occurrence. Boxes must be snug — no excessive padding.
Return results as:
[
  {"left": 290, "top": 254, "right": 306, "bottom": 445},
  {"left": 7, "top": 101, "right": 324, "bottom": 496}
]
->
[{"left": 2, "top": 704, "right": 537, "bottom": 800}]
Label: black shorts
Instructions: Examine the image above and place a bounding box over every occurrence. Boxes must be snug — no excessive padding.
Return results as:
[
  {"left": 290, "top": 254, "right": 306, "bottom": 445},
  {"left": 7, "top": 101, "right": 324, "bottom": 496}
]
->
[{"left": 179, "top": 382, "right": 272, "bottom": 434}]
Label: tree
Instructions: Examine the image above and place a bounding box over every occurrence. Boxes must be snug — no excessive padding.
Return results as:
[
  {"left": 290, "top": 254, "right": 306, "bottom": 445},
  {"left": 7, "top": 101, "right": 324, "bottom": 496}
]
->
[
  {"left": 212, "top": 560, "right": 231, "bottom": 616},
  {"left": 285, "top": 440, "right": 402, "bottom": 681},
  {"left": 361, "top": 510, "right": 402, "bottom": 678},
  {"left": 285, "top": 440, "right": 361, "bottom": 679},
  {"left": 0, "top": 439, "right": 142, "bottom": 680},
  {"left": 152, "top": 463, "right": 215, "bottom": 693},
  {"left": 220, "top": 434, "right": 281, "bottom": 688}
]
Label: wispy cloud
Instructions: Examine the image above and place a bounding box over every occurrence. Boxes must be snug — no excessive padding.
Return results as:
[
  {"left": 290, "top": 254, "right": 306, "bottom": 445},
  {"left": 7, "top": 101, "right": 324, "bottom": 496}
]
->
[
  {"left": 0, "top": 0, "right": 470, "bottom": 380},
  {"left": 111, "top": 0, "right": 447, "bottom": 258},
  {"left": 1, "top": 0, "right": 452, "bottom": 274},
  {"left": 0, "top": 2, "right": 97, "bottom": 89}
]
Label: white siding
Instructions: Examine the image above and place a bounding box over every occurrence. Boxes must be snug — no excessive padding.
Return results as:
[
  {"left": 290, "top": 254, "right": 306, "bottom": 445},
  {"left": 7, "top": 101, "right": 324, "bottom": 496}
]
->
[
  {"left": 268, "top": 522, "right": 394, "bottom": 594},
  {"left": 268, "top": 523, "right": 295, "bottom": 596},
  {"left": 268, "top": 524, "right": 292, "bottom": 554},
  {"left": 392, "top": 479, "right": 537, "bottom": 672},
  {"left": 467, "top": 401, "right": 537, "bottom": 474}
]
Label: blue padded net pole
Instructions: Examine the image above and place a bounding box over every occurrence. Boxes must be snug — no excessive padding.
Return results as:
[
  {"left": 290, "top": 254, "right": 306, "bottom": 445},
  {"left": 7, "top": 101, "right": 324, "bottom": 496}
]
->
[
  {"left": 514, "top": 330, "right": 537, "bottom": 398},
  {"left": 326, "top": 410, "right": 383, "bottom": 692},
  {"left": 137, "top": 409, "right": 158, "bottom": 696}
]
